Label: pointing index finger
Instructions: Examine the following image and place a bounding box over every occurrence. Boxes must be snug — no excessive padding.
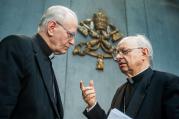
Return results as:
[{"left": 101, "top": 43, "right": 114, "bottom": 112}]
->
[{"left": 80, "top": 80, "right": 84, "bottom": 90}]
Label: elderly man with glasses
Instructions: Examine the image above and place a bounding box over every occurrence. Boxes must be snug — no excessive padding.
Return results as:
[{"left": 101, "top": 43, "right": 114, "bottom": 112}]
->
[
  {"left": 0, "top": 5, "right": 78, "bottom": 119},
  {"left": 80, "top": 35, "right": 179, "bottom": 119}
]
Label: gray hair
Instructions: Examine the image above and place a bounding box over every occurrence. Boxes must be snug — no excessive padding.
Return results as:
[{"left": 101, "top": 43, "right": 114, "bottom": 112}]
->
[
  {"left": 38, "top": 5, "right": 78, "bottom": 31},
  {"left": 119, "top": 35, "right": 153, "bottom": 65}
]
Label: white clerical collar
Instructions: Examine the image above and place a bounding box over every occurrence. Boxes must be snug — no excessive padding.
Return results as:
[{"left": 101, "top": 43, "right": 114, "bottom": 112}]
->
[
  {"left": 49, "top": 53, "right": 55, "bottom": 60},
  {"left": 127, "top": 78, "right": 134, "bottom": 84}
]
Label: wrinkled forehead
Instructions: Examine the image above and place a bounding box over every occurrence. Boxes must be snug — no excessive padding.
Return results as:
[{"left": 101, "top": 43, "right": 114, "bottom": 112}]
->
[
  {"left": 117, "top": 37, "right": 138, "bottom": 49},
  {"left": 62, "top": 17, "right": 78, "bottom": 31},
  {"left": 63, "top": 15, "right": 78, "bottom": 25}
]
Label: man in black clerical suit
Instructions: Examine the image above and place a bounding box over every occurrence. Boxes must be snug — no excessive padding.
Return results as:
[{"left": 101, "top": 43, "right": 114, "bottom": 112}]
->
[
  {"left": 0, "top": 5, "right": 78, "bottom": 119},
  {"left": 80, "top": 35, "right": 179, "bottom": 119}
]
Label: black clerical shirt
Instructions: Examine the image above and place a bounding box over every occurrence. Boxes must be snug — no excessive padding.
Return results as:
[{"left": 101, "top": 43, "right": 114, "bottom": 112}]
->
[
  {"left": 120, "top": 68, "right": 151, "bottom": 113},
  {"left": 35, "top": 34, "right": 57, "bottom": 104}
]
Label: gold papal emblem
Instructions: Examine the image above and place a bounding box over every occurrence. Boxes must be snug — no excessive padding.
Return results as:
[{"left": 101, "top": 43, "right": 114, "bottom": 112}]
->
[{"left": 73, "top": 10, "right": 123, "bottom": 71}]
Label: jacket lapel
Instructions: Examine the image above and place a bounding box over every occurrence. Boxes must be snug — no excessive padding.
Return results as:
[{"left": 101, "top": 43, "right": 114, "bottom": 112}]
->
[
  {"left": 126, "top": 68, "right": 153, "bottom": 118},
  {"left": 111, "top": 84, "right": 127, "bottom": 109},
  {"left": 54, "top": 77, "right": 64, "bottom": 119},
  {"left": 31, "top": 39, "right": 60, "bottom": 118}
]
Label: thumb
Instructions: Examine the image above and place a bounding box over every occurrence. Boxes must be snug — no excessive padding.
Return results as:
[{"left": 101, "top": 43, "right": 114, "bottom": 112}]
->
[
  {"left": 80, "top": 80, "right": 85, "bottom": 90},
  {"left": 89, "top": 80, "right": 94, "bottom": 87}
]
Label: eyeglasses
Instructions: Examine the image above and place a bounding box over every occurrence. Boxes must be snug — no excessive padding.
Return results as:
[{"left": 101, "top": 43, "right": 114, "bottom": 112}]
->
[
  {"left": 112, "top": 47, "right": 142, "bottom": 60},
  {"left": 55, "top": 21, "right": 76, "bottom": 39}
]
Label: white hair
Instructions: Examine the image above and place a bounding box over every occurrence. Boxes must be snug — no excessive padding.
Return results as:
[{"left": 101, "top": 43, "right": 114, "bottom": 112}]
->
[
  {"left": 38, "top": 5, "right": 78, "bottom": 31},
  {"left": 119, "top": 34, "right": 153, "bottom": 65}
]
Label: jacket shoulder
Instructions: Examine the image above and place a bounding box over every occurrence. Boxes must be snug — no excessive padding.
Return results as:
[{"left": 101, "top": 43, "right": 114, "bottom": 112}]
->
[
  {"left": 153, "top": 70, "right": 179, "bottom": 80},
  {"left": 1, "top": 34, "right": 31, "bottom": 44},
  {"left": 0, "top": 34, "right": 33, "bottom": 51},
  {"left": 152, "top": 70, "right": 179, "bottom": 86}
]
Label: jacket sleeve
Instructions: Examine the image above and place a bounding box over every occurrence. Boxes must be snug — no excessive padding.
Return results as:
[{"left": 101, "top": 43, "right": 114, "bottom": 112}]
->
[
  {"left": 83, "top": 84, "right": 126, "bottom": 119},
  {"left": 163, "top": 75, "right": 179, "bottom": 119},
  {"left": 83, "top": 103, "right": 107, "bottom": 119},
  {"left": 0, "top": 36, "right": 24, "bottom": 119}
]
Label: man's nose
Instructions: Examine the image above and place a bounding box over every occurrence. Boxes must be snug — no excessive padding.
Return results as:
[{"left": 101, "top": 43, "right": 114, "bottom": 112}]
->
[
  {"left": 69, "top": 38, "right": 75, "bottom": 45},
  {"left": 115, "top": 53, "right": 124, "bottom": 61}
]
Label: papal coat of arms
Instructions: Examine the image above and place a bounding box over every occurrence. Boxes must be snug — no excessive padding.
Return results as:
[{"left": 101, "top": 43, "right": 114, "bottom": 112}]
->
[{"left": 73, "top": 10, "right": 123, "bottom": 71}]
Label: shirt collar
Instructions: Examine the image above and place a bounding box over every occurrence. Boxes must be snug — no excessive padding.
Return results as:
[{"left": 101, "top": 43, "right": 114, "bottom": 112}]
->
[
  {"left": 35, "top": 34, "right": 54, "bottom": 60},
  {"left": 49, "top": 53, "right": 55, "bottom": 60},
  {"left": 127, "top": 67, "right": 151, "bottom": 84}
]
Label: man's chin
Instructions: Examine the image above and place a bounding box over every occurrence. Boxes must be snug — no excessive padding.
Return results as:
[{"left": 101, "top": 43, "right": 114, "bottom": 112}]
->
[
  {"left": 119, "top": 67, "right": 128, "bottom": 74},
  {"left": 54, "top": 51, "right": 66, "bottom": 55}
]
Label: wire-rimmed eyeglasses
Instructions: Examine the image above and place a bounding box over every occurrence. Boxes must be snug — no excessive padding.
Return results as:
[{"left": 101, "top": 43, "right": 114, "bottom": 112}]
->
[
  {"left": 112, "top": 47, "right": 142, "bottom": 61},
  {"left": 55, "top": 21, "right": 76, "bottom": 39}
]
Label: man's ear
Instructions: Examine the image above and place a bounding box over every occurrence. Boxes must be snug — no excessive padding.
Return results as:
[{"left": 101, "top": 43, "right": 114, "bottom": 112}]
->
[
  {"left": 142, "top": 48, "right": 149, "bottom": 57},
  {"left": 47, "top": 21, "right": 56, "bottom": 36}
]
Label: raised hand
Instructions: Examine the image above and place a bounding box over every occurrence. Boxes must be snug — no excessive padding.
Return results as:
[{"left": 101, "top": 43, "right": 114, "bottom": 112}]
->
[{"left": 80, "top": 80, "right": 96, "bottom": 108}]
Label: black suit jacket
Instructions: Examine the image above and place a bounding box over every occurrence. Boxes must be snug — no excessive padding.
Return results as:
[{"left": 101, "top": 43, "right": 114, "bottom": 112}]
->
[
  {"left": 84, "top": 68, "right": 179, "bottom": 119},
  {"left": 0, "top": 34, "right": 63, "bottom": 119}
]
